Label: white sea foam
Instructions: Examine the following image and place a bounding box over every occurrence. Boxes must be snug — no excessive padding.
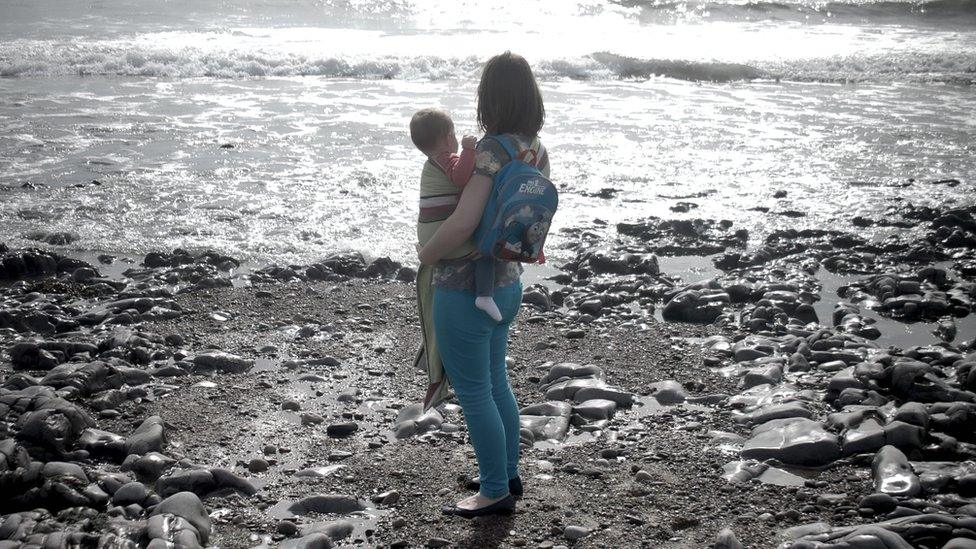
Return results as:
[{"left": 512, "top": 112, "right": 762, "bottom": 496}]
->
[{"left": 1, "top": 40, "right": 973, "bottom": 83}]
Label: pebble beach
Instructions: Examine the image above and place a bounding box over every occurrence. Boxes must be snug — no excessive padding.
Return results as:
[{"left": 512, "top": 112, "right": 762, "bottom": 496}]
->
[{"left": 1, "top": 191, "right": 975, "bottom": 547}]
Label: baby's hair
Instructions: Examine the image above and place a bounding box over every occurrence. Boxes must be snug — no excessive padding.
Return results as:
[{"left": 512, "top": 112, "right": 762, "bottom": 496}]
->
[{"left": 409, "top": 108, "right": 453, "bottom": 153}]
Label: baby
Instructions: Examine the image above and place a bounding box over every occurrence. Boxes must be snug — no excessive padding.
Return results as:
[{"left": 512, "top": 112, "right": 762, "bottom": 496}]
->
[{"left": 410, "top": 108, "right": 501, "bottom": 321}]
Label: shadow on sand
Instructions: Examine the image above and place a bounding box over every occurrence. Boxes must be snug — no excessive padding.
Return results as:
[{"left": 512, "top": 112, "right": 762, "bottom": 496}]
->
[{"left": 450, "top": 515, "right": 515, "bottom": 548}]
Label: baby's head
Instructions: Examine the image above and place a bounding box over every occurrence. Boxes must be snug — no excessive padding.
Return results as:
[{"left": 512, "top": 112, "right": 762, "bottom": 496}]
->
[{"left": 410, "top": 108, "right": 457, "bottom": 156}]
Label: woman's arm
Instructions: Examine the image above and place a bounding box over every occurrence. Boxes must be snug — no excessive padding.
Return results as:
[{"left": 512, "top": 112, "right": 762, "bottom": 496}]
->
[{"left": 418, "top": 173, "right": 492, "bottom": 265}]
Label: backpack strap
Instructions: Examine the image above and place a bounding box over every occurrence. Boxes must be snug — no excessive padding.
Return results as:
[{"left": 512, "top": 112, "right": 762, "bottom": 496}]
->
[{"left": 485, "top": 134, "right": 520, "bottom": 163}]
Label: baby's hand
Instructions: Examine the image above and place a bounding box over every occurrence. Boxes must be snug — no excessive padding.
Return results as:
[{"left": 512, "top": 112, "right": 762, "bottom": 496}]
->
[{"left": 461, "top": 135, "right": 477, "bottom": 150}]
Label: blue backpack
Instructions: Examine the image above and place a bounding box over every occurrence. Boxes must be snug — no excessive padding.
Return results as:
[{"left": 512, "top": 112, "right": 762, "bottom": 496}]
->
[{"left": 473, "top": 135, "right": 558, "bottom": 263}]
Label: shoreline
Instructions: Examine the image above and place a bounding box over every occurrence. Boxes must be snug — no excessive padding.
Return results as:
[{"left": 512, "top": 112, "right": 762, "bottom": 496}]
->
[{"left": 1, "top": 199, "right": 975, "bottom": 548}]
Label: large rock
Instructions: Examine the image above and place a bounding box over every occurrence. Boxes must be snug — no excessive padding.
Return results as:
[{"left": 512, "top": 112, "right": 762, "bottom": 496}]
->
[
  {"left": 872, "top": 445, "right": 921, "bottom": 497},
  {"left": 280, "top": 533, "right": 334, "bottom": 549},
  {"left": 649, "top": 380, "right": 687, "bottom": 405},
  {"left": 125, "top": 416, "right": 166, "bottom": 455},
  {"left": 15, "top": 400, "right": 95, "bottom": 455},
  {"left": 573, "top": 399, "right": 617, "bottom": 421},
  {"left": 151, "top": 491, "right": 212, "bottom": 544},
  {"left": 519, "top": 401, "right": 572, "bottom": 443},
  {"left": 77, "top": 428, "right": 126, "bottom": 460},
  {"left": 146, "top": 514, "right": 205, "bottom": 548},
  {"left": 321, "top": 252, "right": 367, "bottom": 277},
  {"left": 9, "top": 342, "right": 60, "bottom": 370},
  {"left": 392, "top": 404, "right": 443, "bottom": 439},
  {"left": 192, "top": 352, "right": 254, "bottom": 374},
  {"left": 741, "top": 418, "right": 841, "bottom": 466},
  {"left": 155, "top": 467, "right": 255, "bottom": 498},
  {"left": 662, "top": 286, "right": 730, "bottom": 324}
]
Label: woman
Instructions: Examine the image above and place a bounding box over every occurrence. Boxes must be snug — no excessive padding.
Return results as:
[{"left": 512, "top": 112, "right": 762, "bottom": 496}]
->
[{"left": 418, "top": 51, "right": 550, "bottom": 518}]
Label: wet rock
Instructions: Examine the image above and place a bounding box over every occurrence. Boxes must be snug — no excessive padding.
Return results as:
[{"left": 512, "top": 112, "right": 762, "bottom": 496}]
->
[
  {"left": 125, "top": 416, "right": 166, "bottom": 455},
  {"left": 578, "top": 251, "right": 659, "bottom": 276},
  {"left": 326, "top": 422, "right": 358, "bottom": 438},
  {"left": 741, "top": 418, "right": 840, "bottom": 466},
  {"left": 77, "top": 428, "right": 126, "bottom": 460},
  {"left": 16, "top": 400, "right": 95, "bottom": 455},
  {"left": 935, "top": 318, "right": 957, "bottom": 342},
  {"left": 649, "top": 380, "right": 687, "bottom": 405},
  {"left": 833, "top": 303, "right": 882, "bottom": 340},
  {"left": 278, "top": 520, "right": 299, "bottom": 536},
  {"left": 150, "top": 491, "right": 211, "bottom": 544},
  {"left": 734, "top": 403, "right": 813, "bottom": 427},
  {"left": 321, "top": 251, "right": 367, "bottom": 277},
  {"left": 120, "top": 452, "right": 176, "bottom": 482},
  {"left": 783, "top": 513, "right": 976, "bottom": 548},
  {"left": 522, "top": 285, "right": 552, "bottom": 311},
  {"left": 859, "top": 493, "right": 898, "bottom": 514},
  {"left": 364, "top": 257, "right": 402, "bottom": 278},
  {"left": 563, "top": 525, "right": 590, "bottom": 541},
  {"left": 715, "top": 528, "right": 744, "bottom": 549},
  {"left": 280, "top": 533, "right": 334, "bottom": 549},
  {"left": 155, "top": 467, "right": 256, "bottom": 498},
  {"left": 146, "top": 513, "right": 206, "bottom": 548},
  {"left": 112, "top": 481, "right": 149, "bottom": 506},
  {"left": 192, "top": 351, "right": 253, "bottom": 374},
  {"left": 395, "top": 266, "right": 416, "bottom": 282},
  {"left": 392, "top": 404, "right": 443, "bottom": 439},
  {"left": 302, "top": 519, "right": 354, "bottom": 541},
  {"left": 617, "top": 217, "right": 746, "bottom": 256},
  {"left": 248, "top": 458, "right": 269, "bottom": 473},
  {"left": 9, "top": 342, "right": 60, "bottom": 370},
  {"left": 872, "top": 445, "right": 921, "bottom": 497},
  {"left": 740, "top": 364, "right": 783, "bottom": 390},
  {"left": 281, "top": 400, "right": 302, "bottom": 411},
  {"left": 662, "top": 282, "right": 730, "bottom": 324},
  {"left": 573, "top": 399, "right": 617, "bottom": 421},
  {"left": 519, "top": 402, "right": 572, "bottom": 443},
  {"left": 41, "top": 461, "right": 88, "bottom": 483},
  {"left": 722, "top": 460, "right": 805, "bottom": 486}
]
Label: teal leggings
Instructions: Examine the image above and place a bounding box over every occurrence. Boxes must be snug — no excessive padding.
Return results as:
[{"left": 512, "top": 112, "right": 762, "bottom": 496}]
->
[{"left": 433, "top": 282, "right": 522, "bottom": 498}]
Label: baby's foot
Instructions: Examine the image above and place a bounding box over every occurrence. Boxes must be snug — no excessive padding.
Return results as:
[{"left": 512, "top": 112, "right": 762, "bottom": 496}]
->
[{"left": 475, "top": 296, "right": 503, "bottom": 322}]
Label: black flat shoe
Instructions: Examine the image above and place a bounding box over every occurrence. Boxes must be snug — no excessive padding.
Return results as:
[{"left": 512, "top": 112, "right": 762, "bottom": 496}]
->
[
  {"left": 463, "top": 475, "right": 524, "bottom": 497},
  {"left": 442, "top": 494, "right": 516, "bottom": 519}
]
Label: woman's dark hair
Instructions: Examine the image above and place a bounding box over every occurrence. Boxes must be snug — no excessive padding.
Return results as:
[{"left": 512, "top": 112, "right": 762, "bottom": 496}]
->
[{"left": 477, "top": 52, "right": 545, "bottom": 137}]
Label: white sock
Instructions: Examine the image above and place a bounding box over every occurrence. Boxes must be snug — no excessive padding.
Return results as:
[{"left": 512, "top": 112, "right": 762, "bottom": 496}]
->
[{"left": 475, "top": 296, "right": 503, "bottom": 322}]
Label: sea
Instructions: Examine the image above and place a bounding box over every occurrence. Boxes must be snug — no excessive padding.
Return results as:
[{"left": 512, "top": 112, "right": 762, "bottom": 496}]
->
[{"left": 1, "top": 0, "right": 974, "bottom": 268}]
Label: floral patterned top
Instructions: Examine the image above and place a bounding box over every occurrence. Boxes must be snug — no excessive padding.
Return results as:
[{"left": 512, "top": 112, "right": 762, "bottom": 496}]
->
[{"left": 432, "top": 133, "right": 550, "bottom": 291}]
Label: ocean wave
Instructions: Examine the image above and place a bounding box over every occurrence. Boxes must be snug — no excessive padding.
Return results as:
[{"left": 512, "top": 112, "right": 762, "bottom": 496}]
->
[
  {"left": 616, "top": 0, "right": 976, "bottom": 22},
  {"left": 0, "top": 42, "right": 973, "bottom": 84}
]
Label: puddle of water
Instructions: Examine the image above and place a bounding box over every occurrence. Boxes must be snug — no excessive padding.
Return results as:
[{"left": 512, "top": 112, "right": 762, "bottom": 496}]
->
[
  {"left": 818, "top": 266, "right": 975, "bottom": 349},
  {"left": 264, "top": 501, "right": 388, "bottom": 546},
  {"left": 656, "top": 255, "right": 720, "bottom": 284},
  {"left": 522, "top": 262, "right": 565, "bottom": 291}
]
